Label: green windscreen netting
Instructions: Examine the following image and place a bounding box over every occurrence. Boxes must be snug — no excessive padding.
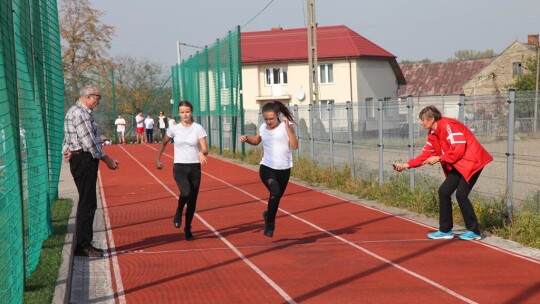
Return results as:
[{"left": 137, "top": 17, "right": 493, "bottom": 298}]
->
[
  {"left": 172, "top": 26, "right": 244, "bottom": 154},
  {"left": 0, "top": 0, "right": 64, "bottom": 303}
]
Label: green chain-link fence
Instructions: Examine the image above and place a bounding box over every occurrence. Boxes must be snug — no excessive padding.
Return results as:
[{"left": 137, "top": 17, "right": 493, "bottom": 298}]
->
[
  {"left": 172, "top": 26, "right": 244, "bottom": 154},
  {"left": 0, "top": 0, "right": 64, "bottom": 303}
]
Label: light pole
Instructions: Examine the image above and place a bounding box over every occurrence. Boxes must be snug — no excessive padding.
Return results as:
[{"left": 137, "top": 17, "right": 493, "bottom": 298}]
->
[{"left": 534, "top": 44, "right": 539, "bottom": 132}]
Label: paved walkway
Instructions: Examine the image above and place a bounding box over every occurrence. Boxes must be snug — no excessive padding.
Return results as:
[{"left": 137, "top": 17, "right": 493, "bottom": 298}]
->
[
  {"left": 53, "top": 161, "right": 114, "bottom": 304},
  {"left": 52, "top": 156, "right": 540, "bottom": 303}
]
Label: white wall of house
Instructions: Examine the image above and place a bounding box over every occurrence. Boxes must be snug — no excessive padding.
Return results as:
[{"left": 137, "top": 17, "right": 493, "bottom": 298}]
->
[
  {"left": 356, "top": 59, "right": 400, "bottom": 131},
  {"left": 241, "top": 58, "right": 402, "bottom": 132}
]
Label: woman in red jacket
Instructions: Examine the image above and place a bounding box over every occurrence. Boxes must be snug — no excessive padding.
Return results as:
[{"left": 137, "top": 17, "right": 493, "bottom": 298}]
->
[{"left": 393, "top": 106, "right": 492, "bottom": 240}]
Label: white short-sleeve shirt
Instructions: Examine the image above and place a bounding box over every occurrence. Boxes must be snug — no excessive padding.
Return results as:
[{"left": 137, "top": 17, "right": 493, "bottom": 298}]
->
[
  {"left": 167, "top": 122, "right": 207, "bottom": 164},
  {"left": 259, "top": 122, "right": 292, "bottom": 170}
]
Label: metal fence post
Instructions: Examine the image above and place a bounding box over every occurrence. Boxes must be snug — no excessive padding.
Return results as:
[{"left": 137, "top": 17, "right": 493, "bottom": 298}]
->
[
  {"left": 346, "top": 101, "right": 355, "bottom": 178},
  {"left": 378, "top": 99, "right": 384, "bottom": 184},
  {"left": 294, "top": 105, "right": 300, "bottom": 159},
  {"left": 458, "top": 94, "right": 465, "bottom": 122},
  {"left": 506, "top": 90, "right": 515, "bottom": 224},
  {"left": 407, "top": 95, "right": 415, "bottom": 191},
  {"left": 309, "top": 103, "right": 314, "bottom": 159},
  {"left": 328, "top": 103, "right": 334, "bottom": 168}
]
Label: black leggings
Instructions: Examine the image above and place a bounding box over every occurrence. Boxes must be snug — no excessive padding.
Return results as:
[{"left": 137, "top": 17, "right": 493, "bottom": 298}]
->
[
  {"left": 438, "top": 168, "right": 482, "bottom": 234},
  {"left": 259, "top": 164, "right": 290, "bottom": 224},
  {"left": 173, "top": 163, "right": 201, "bottom": 228}
]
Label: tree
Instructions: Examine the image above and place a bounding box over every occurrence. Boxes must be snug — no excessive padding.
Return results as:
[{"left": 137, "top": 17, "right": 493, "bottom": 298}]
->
[
  {"left": 60, "top": 0, "right": 115, "bottom": 108},
  {"left": 511, "top": 57, "right": 538, "bottom": 91},
  {"left": 109, "top": 56, "right": 171, "bottom": 118},
  {"left": 447, "top": 49, "right": 497, "bottom": 61}
]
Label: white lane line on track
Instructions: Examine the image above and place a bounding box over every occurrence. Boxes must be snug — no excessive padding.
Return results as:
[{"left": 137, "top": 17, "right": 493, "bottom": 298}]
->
[
  {"left": 118, "top": 238, "right": 433, "bottom": 255},
  {"left": 99, "top": 172, "right": 127, "bottom": 304},
  {"left": 140, "top": 144, "right": 476, "bottom": 303},
  {"left": 295, "top": 178, "right": 540, "bottom": 265},
  {"left": 202, "top": 170, "right": 478, "bottom": 304},
  {"left": 119, "top": 145, "right": 296, "bottom": 304}
]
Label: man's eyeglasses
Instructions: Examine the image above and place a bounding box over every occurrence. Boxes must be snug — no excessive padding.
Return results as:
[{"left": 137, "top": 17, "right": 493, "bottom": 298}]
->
[{"left": 88, "top": 94, "right": 101, "bottom": 100}]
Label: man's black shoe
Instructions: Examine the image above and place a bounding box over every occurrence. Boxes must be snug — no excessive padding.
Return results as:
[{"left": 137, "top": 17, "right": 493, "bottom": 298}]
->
[
  {"left": 74, "top": 246, "right": 104, "bottom": 258},
  {"left": 90, "top": 245, "right": 105, "bottom": 255}
]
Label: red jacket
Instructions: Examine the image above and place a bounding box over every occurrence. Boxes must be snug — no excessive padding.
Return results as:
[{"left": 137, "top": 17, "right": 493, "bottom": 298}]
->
[{"left": 407, "top": 117, "right": 493, "bottom": 182}]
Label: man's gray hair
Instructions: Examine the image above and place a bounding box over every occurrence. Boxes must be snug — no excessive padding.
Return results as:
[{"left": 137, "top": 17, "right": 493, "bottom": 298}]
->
[{"left": 79, "top": 85, "right": 98, "bottom": 98}]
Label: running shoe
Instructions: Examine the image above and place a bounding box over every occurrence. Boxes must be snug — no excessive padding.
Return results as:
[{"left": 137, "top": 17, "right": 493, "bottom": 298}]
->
[
  {"left": 459, "top": 231, "right": 481, "bottom": 240},
  {"left": 427, "top": 230, "right": 454, "bottom": 239}
]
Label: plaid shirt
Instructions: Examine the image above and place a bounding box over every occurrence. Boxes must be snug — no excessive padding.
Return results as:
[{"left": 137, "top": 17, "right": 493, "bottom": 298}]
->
[{"left": 62, "top": 101, "right": 105, "bottom": 159}]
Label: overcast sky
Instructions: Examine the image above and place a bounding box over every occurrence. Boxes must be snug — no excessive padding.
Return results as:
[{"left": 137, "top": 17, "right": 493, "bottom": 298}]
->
[{"left": 90, "top": 0, "right": 540, "bottom": 67}]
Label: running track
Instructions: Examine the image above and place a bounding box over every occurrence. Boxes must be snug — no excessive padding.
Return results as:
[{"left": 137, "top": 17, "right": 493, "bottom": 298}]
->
[{"left": 97, "top": 144, "right": 540, "bottom": 304}]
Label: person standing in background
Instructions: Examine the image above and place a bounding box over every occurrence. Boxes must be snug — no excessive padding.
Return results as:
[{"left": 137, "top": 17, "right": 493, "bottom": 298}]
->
[
  {"left": 167, "top": 115, "right": 176, "bottom": 127},
  {"left": 393, "top": 105, "right": 492, "bottom": 241},
  {"left": 158, "top": 111, "right": 169, "bottom": 142},
  {"left": 63, "top": 84, "right": 119, "bottom": 257},
  {"left": 156, "top": 100, "right": 208, "bottom": 241},
  {"left": 144, "top": 114, "right": 155, "bottom": 143},
  {"left": 239, "top": 100, "right": 298, "bottom": 237},
  {"left": 114, "top": 114, "right": 126, "bottom": 144},
  {"left": 167, "top": 115, "right": 176, "bottom": 144},
  {"left": 135, "top": 111, "right": 145, "bottom": 144}
]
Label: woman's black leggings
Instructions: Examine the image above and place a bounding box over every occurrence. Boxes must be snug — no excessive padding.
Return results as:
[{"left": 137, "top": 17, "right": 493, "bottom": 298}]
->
[
  {"left": 438, "top": 168, "right": 482, "bottom": 234},
  {"left": 173, "top": 163, "right": 201, "bottom": 228},
  {"left": 259, "top": 164, "right": 291, "bottom": 224}
]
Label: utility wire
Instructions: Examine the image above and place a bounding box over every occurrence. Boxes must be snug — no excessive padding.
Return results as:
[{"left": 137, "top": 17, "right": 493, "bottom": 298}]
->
[{"left": 241, "top": 0, "right": 276, "bottom": 29}]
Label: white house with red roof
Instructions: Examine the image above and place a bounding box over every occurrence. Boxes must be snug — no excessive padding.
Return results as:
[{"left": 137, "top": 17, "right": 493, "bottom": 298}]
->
[{"left": 241, "top": 25, "right": 406, "bottom": 115}]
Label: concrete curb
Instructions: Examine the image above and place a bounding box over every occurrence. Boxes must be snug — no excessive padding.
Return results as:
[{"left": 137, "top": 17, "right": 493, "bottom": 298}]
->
[{"left": 53, "top": 162, "right": 78, "bottom": 304}]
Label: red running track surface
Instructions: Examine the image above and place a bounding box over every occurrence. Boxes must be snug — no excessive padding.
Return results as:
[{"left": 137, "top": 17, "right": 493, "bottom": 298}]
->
[{"left": 97, "top": 144, "right": 540, "bottom": 304}]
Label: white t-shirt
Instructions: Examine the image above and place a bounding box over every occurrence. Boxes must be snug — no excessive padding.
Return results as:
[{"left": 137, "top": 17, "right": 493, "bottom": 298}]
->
[
  {"left": 259, "top": 121, "right": 292, "bottom": 170},
  {"left": 136, "top": 114, "right": 144, "bottom": 128},
  {"left": 158, "top": 115, "right": 167, "bottom": 129},
  {"left": 115, "top": 118, "right": 126, "bottom": 132},
  {"left": 144, "top": 117, "right": 154, "bottom": 129},
  {"left": 167, "top": 122, "right": 207, "bottom": 164}
]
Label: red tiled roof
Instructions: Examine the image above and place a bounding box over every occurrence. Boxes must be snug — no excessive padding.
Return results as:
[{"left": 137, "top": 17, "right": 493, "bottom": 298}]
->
[
  {"left": 398, "top": 59, "right": 494, "bottom": 96},
  {"left": 241, "top": 25, "right": 405, "bottom": 84}
]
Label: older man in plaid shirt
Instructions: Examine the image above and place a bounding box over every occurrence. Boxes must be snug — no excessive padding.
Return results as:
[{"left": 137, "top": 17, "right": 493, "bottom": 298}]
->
[{"left": 62, "top": 84, "right": 119, "bottom": 258}]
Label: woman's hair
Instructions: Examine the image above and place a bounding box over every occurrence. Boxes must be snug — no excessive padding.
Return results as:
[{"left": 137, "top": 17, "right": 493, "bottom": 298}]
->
[
  {"left": 419, "top": 105, "right": 442, "bottom": 121},
  {"left": 261, "top": 100, "right": 296, "bottom": 124},
  {"left": 178, "top": 100, "right": 194, "bottom": 122}
]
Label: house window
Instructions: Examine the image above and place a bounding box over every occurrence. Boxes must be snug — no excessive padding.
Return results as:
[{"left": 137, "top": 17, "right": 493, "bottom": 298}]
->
[
  {"left": 513, "top": 62, "right": 523, "bottom": 77},
  {"left": 383, "top": 97, "right": 392, "bottom": 118},
  {"left": 319, "top": 64, "right": 334, "bottom": 84},
  {"left": 366, "top": 98, "right": 375, "bottom": 119},
  {"left": 265, "top": 67, "right": 288, "bottom": 85},
  {"left": 319, "top": 100, "right": 334, "bottom": 119}
]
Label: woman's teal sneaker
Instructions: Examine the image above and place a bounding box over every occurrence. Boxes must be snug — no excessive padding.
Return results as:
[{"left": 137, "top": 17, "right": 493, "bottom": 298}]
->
[
  {"left": 459, "top": 231, "right": 481, "bottom": 240},
  {"left": 427, "top": 230, "right": 454, "bottom": 239}
]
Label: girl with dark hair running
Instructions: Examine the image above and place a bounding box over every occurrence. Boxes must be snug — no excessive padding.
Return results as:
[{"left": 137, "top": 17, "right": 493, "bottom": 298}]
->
[
  {"left": 156, "top": 100, "right": 208, "bottom": 241},
  {"left": 240, "top": 101, "right": 298, "bottom": 237}
]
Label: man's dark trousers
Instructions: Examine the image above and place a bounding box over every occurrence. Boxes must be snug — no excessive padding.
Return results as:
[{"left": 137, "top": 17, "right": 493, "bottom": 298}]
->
[{"left": 70, "top": 152, "right": 99, "bottom": 250}]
